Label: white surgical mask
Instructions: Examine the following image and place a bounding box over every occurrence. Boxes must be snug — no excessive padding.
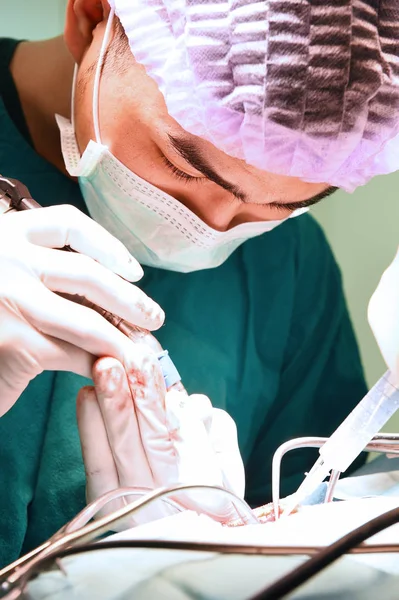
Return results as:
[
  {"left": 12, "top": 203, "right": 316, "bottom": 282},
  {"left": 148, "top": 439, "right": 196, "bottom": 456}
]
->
[{"left": 57, "top": 9, "right": 307, "bottom": 273}]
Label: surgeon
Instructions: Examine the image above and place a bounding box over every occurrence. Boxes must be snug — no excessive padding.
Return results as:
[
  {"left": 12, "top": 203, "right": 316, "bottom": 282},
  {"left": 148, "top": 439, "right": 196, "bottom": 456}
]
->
[
  {"left": 0, "top": 0, "right": 398, "bottom": 567},
  {"left": 369, "top": 249, "right": 399, "bottom": 385}
]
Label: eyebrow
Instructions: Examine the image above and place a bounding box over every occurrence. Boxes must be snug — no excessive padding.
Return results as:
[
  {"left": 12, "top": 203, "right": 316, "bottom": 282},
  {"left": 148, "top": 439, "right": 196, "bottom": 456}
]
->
[
  {"left": 168, "top": 134, "right": 248, "bottom": 202},
  {"left": 167, "top": 134, "right": 338, "bottom": 210}
]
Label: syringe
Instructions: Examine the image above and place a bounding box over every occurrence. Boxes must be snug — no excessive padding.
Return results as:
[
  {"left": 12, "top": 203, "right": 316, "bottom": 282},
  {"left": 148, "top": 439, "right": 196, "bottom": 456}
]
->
[{"left": 282, "top": 370, "right": 399, "bottom": 517}]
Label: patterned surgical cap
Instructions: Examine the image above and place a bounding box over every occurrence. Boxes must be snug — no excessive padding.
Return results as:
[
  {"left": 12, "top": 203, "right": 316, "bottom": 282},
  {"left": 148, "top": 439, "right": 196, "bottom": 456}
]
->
[{"left": 108, "top": 0, "right": 399, "bottom": 191}]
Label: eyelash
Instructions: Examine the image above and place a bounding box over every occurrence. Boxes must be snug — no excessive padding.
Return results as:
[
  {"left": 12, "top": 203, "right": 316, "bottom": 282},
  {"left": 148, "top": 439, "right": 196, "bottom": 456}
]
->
[
  {"left": 270, "top": 202, "right": 298, "bottom": 213},
  {"left": 161, "top": 155, "right": 205, "bottom": 184}
]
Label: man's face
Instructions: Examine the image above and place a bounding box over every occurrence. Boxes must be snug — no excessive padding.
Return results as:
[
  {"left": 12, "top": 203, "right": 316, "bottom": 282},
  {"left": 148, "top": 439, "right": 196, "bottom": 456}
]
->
[{"left": 71, "top": 16, "right": 331, "bottom": 232}]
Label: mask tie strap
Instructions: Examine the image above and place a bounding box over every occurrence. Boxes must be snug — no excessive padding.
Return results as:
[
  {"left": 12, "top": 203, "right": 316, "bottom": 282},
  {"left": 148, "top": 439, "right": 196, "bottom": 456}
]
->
[
  {"left": 92, "top": 7, "right": 116, "bottom": 144},
  {"left": 70, "top": 64, "right": 78, "bottom": 131}
]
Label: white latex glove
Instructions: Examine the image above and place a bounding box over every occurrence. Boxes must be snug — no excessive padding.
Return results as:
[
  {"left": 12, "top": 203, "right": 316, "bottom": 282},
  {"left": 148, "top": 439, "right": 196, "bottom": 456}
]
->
[
  {"left": 0, "top": 205, "right": 164, "bottom": 416},
  {"left": 368, "top": 247, "right": 399, "bottom": 384},
  {"left": 77, "top": 356, "right": 246, "bottom": 526}
]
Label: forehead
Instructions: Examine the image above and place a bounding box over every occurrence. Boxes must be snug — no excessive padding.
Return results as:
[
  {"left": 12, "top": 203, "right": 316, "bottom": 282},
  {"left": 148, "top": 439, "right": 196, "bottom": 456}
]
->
[{"left": 76, "top": 27, "right": 331, "bottom": 208}]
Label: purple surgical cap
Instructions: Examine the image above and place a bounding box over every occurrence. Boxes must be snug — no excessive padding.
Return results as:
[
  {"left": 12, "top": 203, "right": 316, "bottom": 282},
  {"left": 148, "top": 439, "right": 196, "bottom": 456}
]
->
[{"left": 108, "top": 0, "right": 399, "bottom": 192}]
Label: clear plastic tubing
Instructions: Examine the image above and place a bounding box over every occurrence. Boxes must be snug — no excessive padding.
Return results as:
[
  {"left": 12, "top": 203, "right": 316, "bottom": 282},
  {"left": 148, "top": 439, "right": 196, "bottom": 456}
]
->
[{"left": 320, "top": 370, "right": 399, "bottom": 472}]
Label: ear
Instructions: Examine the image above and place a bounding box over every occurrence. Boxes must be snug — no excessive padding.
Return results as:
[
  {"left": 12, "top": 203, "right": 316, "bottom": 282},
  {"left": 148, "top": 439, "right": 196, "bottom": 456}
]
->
[{"left": 64, "top": 0, "right": 111, "bottom": 62}]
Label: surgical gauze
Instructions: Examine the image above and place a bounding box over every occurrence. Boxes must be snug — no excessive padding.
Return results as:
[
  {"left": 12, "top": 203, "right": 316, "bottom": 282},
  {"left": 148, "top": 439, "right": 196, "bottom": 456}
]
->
[{"left": 108, "top": 0, "right": 399, "bottom": 192}]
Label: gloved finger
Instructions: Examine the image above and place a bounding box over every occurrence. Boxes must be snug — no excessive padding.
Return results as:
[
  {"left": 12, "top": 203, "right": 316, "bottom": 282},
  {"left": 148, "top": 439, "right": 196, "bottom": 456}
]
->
[
  {"left": 92, "top": 357, "right": 154, "bottom": 489},
  {"left": 78, "top": 378, "right": 171, "bottom": 529},
  {"left": 0, "top": 319, "right": 95, "bottom": 417},
  {"left": 17, "top": 284, "right": 149, "bottom": 366},
  {"left": 181, "top": 396, "right": 245, "bottom": 498},
  {"left": 209, "top": 408, "right": 246, "bottom": 498},
  {"left": 368, "top": 247, "right": 399, "bottom": 382},
  {"left": 164, "top": 392, "right": 241, "bottom": 523},
  {"left": 77, "top": 385, "right": 121, "bottom": 514},
  {"left": 4, "top": 204, "right": 143, "bottom": 282},
  {"left": 183, "top": 393, "right": 213, "bottom": 435},
  {"left": 123, "top": 351, "right": 181, "bottom": 485},
  {"left": 31, "top": 244, "right": 164, "bottom": 330},
  {"left": 39, "top": 336, "right": 95, "bottom": 377},
  {"left": 165, "top": 391, "right": 222, "bottom": 486}
]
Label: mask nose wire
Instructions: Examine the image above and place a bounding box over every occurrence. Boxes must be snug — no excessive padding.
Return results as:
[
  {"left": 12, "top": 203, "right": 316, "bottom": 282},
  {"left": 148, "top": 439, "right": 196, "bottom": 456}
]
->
[{"left": 92, "top": 7, "right": 116, "bottom": 144}]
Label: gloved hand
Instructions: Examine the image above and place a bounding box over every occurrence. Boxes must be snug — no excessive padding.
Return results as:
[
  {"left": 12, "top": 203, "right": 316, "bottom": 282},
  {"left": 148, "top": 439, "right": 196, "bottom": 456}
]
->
[
  {"left": 77, "top": 355, "right": 246, "bottom": 526},
  {"left": 368, "top": 247, "right": 399, "bottom": 383},
  {"left": 0, "top": 205, "right": 164, "bottom": 416}
]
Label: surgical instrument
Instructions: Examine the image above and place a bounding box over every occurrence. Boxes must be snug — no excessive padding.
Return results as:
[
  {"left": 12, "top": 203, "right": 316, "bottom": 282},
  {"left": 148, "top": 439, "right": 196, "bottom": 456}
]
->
[
  {"left": 272, "top": 433, "right": 399, "bottom": 520},
  {"left": 0, "top": 483, "right": 260, "bottom": 599},
  {"left": 0, "top": 175, "right": 184, "bottom": 392},
  {"left": 282, "top": 370, "right": 399, "bottom": 518},
  {"left": 3, "top": 537, "right": 399, "bottom": 600}
]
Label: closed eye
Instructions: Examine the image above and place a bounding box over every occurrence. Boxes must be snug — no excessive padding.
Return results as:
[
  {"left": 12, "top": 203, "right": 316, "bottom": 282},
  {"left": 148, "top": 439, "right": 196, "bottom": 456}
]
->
[
  {"left": 269, "top": 187, "right": 339, "bottom": 212},
  {"left": 269, "top": 201, "right": 300, "bottom": 213},
  {"left": 161, "top": 155, "right": 205, "bottom": 184}
]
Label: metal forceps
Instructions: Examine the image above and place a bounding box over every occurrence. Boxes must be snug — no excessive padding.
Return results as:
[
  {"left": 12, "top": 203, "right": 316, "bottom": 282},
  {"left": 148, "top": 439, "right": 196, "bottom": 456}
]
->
[
  {"left": 0, "top": 483, "right": 260, "bottom": 600},
  {"left": 1, "top": 488, "right": 399, "bottom": 600},
  {"left": 272, "top": 433, "right": 399, "bottom": 520}
]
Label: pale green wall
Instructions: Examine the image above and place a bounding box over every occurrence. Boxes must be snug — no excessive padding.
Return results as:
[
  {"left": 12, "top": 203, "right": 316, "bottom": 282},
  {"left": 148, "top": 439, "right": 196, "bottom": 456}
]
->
[
  {"left": 3, "top": 1, "right": 399, "bottom": 433},
  {"left": 0, "top": 0, "right": 66, "bottom": 40},
  {"left": 313, "top": 174, "right": 399, "bottom": 431}
]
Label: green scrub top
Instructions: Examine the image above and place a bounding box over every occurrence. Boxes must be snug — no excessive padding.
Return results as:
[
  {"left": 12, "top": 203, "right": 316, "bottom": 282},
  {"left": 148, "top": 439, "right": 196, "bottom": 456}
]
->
[{"left": 0, "top": 40, "right": 367, "bottom": 568}]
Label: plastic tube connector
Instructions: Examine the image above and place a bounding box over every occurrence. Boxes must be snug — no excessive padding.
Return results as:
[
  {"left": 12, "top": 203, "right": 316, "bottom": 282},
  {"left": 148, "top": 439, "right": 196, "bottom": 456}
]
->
[{"left": 157, "top": 350, "right": 182, "bottom": 390}]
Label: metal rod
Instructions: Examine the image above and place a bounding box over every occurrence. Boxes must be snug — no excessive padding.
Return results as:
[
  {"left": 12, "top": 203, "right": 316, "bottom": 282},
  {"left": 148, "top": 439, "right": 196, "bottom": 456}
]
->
[
  {"left": 272, "top": 434, "right": 399, "bottom": 521},
  {"left": 325, "top": 470, "right": 341, "bottom": 504},
  {"left": 2, "top": 542, "right": 399, "bottom": 600},
  {"left": 1, "top": 483, "right": 259, "bottom": 593}
]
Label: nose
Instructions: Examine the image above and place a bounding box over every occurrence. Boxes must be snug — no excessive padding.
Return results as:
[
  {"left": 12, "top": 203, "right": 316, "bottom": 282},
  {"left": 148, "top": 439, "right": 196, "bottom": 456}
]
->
[{"left": 176, "top": 189, "right": 241, "bottom": 232}]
